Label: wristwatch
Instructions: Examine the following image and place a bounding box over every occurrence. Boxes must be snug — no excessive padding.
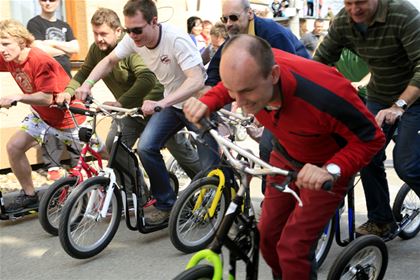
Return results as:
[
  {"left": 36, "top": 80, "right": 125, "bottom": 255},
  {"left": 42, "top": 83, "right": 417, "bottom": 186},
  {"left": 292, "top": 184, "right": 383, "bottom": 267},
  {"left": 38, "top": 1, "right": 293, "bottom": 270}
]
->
[
  {"left": 326, "top": 163, "right": 341, "bottom": 181},
  {"left": 394, "top": 99, "right": 408, "bottom": 111}
]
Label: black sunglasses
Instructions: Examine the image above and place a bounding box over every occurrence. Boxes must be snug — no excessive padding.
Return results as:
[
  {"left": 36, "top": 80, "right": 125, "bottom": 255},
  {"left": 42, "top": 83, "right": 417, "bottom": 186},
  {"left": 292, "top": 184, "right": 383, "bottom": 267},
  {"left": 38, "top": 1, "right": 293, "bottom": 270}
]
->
[
  {"left": 220, "top": 14, "right": 241, "bottom": 24},
  {"left": 124, "top": 26, "right": 144, "bottom": 35}
]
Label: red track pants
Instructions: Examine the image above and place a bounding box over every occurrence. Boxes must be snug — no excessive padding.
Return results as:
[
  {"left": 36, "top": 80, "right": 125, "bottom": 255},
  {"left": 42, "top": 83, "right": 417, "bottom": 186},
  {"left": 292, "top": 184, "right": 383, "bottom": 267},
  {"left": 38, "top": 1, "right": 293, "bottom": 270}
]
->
[{"left": 258, "top": 151, "right": 348, "bottom": 280}]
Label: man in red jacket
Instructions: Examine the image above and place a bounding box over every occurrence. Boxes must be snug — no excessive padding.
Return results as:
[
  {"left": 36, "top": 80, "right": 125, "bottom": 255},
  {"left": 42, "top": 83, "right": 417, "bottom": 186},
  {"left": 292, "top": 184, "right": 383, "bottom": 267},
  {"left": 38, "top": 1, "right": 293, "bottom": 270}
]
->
[
  {"left": 183, "top": 35, "right": 385, "bottom": 280},
  {"left": 0, "top": 19, "right": 86, "bottom": 211}
]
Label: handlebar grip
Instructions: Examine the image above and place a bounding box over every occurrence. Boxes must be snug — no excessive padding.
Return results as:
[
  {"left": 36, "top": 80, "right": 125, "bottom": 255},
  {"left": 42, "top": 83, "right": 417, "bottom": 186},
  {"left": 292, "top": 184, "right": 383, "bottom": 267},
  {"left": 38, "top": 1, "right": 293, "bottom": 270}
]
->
[
  {"left": 68, "top": 106, "right": 96, "bottom": 117},
  {"left": 322, "top": 180, "right": 333, "bottom": 191}
]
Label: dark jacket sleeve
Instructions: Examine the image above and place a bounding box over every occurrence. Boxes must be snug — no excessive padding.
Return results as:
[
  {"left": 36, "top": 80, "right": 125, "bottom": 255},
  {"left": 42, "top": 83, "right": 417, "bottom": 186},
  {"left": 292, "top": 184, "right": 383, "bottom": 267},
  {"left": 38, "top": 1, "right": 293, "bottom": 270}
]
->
[{"left": 204, "top": 42, "right": 225, "bottom": 86}]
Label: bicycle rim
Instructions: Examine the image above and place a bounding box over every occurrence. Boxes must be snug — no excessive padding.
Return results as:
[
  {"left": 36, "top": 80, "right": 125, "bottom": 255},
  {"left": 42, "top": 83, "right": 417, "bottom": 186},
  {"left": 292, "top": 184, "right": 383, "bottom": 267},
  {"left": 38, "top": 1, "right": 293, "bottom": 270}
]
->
[
  {"left": 172, "top": 177, "right": 228, "bottom": 251},
  {"left": 394, "top": 185, "right": 420, "bottom": 236},
  {"left": 60, "top": 177, "right": 121, "bottom": 258},
  {"left": 39, "top": 177, "right": 78, "bottom": 235}
]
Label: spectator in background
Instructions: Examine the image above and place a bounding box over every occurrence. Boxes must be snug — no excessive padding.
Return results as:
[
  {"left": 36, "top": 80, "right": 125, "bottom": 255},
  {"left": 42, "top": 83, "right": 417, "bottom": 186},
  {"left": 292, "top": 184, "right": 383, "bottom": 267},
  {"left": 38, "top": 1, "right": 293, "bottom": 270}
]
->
[
  {"left": 300, "top": 19, "right": 325, "bottom": 56},
  {"left": 271, "top": 0, "right": 282, "bottom": 17},
  {"left": 299, "top": 18, "right": 308, "bottom": 37},
  {"left": 27, "top": 0, "right": 80, "bottom": 181},
  {"left": 325, "top": 6, "right": 334, "bottom": 20},
  {"left": 187, "top": 16, "right": 206, "bottom": 53},
  {"left": 201, "top": 20, "right": 213, "bottom": 47},
  {"left": 201, "top": 22, "right": 227, "bottom": 65},
  {"left": 306, "top": 0, "right": 314, "bottom": 16}
]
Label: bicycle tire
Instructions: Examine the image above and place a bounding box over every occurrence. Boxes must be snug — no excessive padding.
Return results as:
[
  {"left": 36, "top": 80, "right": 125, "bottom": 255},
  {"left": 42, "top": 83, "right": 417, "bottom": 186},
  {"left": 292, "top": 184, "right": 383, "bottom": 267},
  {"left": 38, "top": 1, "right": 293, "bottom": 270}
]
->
[
  {"left": 316, "top": 217, "right": 335, "bottom": 269},
  {"left": 392, "top": 183, "right": 420, "bottom": 239},
  {"left": 327, "top": 235, "right": 388, "bottom": 280},
  {"left": 166, "top": 157, "right": 190, "bottom": 193},
  {"left": 173, "top": 264, "right": 214, "bottom": 280},
  {"left": 59, "top": 176, "right": 122, "bottom": 259},
  {"left": 38, "top": 176, "right": 78, "bottom": 236},
  {"left": 169, "top": 176, "right": 231, "bottom": 253}
]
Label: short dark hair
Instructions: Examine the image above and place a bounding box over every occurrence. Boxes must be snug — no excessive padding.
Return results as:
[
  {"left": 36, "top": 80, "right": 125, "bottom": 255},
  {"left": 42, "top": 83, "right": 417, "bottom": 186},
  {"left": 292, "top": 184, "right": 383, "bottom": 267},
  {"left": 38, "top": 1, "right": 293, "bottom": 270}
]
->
[
  {"left": 222, "top": 35, "right": 274, "bottom": 78},
  {"left": 91, "top": 8, "right": 122, "bottom": 30},
  {"left": 123, "top": 0, "right": 157, "bottom": 23},
  {"left": 187, "top": 16, "right": 202, "bottom": 34}
]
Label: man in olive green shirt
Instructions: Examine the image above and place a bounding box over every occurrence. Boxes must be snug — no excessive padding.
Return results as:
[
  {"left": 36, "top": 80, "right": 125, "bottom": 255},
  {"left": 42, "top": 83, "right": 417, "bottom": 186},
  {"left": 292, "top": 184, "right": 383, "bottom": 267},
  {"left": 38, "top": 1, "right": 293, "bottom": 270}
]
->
[
  {"left": 314, "top": 0, "right": 420, "bottom": 237},
  {"left": 57, "top": 8, "right": 200, "bottom": 178}
]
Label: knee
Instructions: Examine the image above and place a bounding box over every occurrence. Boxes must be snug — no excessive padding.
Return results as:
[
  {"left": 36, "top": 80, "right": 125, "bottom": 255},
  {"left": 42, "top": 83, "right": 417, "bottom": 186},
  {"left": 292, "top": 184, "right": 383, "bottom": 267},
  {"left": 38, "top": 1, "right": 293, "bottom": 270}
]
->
[
  {"left": 6, "top": 140, "right": 23, "bottom": 157},
  {"left": 394, "top": 158, "right": 420, "bottom": 185}
]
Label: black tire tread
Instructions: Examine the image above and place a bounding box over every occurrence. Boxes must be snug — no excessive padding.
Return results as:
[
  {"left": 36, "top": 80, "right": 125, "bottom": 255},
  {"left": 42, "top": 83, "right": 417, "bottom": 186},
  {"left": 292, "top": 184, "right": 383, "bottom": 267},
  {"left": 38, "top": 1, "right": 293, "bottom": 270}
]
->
[
  {"left": 327, "top": 235, "right": 388, "bottom": 280},
  {"left": 38, "top": 177, "right": 78, "bottom": 236}
]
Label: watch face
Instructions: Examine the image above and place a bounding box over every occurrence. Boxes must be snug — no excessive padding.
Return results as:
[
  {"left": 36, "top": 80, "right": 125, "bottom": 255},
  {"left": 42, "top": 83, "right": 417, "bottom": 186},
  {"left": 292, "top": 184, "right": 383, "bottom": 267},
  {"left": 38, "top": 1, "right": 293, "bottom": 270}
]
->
[
  {"left": 327, "top": 164, "right": 340, "bottom": 175},
  {"left": 395, "top": 99, "right": 407, "bottom": 109}
]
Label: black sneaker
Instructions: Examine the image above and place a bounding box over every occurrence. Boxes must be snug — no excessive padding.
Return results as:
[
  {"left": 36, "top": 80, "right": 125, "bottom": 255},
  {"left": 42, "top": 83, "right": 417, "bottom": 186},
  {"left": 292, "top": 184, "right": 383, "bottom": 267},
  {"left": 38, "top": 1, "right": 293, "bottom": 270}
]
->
[
  {"left": 356, "top": 220, "right": 396, "bottom": 237},
  {"left": 7, "top": 191, "right": 39, "bottom": 212},
  {"left": 145, "top": 206, "right": 170, "bottom": 225}
]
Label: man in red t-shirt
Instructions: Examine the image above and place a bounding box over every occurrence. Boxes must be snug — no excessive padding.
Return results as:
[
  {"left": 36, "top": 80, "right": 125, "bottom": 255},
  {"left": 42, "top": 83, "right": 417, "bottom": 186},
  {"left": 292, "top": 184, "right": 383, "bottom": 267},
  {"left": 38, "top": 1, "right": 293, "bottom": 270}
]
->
[
  {"left": 0, "top": 19, "right": 85, "bottom": 211},
  {"left": 183, "top": 35, "right": 385, "bottom": 279}
]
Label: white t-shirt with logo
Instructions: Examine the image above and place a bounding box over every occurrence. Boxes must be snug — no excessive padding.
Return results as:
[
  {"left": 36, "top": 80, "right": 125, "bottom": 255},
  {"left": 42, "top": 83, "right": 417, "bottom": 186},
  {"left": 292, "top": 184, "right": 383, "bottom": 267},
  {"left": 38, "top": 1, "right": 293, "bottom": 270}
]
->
[{"left": 115, "top": 23, "right": 206, "bottom": 109}]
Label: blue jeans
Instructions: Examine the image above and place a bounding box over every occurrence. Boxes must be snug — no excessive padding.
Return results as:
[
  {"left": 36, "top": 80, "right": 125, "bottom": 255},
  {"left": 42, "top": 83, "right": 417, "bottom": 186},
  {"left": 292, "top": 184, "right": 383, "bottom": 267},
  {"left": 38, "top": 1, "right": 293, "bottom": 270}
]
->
[
  {"left": 137, "top": 107, "right": 220, "bottom": 211},
  {"left": 361, "top": 101, "right": 420, "bottom": 223}
]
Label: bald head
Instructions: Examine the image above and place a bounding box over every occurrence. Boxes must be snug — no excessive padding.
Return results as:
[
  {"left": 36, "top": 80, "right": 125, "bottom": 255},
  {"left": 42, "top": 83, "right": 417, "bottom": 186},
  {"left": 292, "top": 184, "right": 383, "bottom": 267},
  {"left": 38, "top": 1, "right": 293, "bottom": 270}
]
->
[
  {"left": 222, "top": 35, "right": 275, "bottom": 78},
  {"left": 219, "top": 35, "right": 280, "bottom": 115}
]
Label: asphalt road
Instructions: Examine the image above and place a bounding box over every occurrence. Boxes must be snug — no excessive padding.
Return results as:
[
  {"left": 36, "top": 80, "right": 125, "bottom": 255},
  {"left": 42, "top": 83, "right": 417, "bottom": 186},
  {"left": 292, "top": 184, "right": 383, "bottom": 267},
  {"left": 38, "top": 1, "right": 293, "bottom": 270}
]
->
[{"left": 1, "top": 142, "right": 419, "bottom": 280}]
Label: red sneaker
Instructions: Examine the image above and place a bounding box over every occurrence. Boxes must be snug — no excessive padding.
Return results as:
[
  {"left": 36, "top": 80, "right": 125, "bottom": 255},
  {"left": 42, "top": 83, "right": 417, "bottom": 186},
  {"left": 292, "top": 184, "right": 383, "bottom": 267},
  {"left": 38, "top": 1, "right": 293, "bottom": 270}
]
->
[{"left": 47, "top": 169, "right": 63, "bottom": 181}]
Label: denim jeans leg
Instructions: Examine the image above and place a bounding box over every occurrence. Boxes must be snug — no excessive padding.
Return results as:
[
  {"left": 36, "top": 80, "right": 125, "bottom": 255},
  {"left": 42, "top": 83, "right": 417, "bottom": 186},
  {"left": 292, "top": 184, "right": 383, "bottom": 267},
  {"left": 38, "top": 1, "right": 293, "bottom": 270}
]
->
[
  {"left": 360, "top": 101, "right": 395, "bottom": 223},
  {"left": 183, "top": 113, "right": 220, "bottom": 172},
  {"left": 165, "top": 132, "right": 201, "bottom": 179},
  {"left": 137, "top": 108, "right": 184, "bottom": 211},
  {"left": 393, "top": 104, "right": 420, "bottom": 197}
]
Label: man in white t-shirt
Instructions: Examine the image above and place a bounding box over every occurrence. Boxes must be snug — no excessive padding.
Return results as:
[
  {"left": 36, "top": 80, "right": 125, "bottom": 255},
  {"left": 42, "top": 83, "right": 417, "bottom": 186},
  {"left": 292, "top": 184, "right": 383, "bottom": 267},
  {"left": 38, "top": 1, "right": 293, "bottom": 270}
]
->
[{"left": 74, "top": 0, "right": 219, "bottom": 225}]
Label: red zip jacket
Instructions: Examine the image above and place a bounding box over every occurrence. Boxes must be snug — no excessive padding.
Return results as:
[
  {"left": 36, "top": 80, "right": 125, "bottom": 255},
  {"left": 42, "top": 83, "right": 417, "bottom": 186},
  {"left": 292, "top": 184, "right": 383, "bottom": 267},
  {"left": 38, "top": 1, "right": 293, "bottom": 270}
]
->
[{"left": 200, "top": 48, "right": 385, "bottom": 179}]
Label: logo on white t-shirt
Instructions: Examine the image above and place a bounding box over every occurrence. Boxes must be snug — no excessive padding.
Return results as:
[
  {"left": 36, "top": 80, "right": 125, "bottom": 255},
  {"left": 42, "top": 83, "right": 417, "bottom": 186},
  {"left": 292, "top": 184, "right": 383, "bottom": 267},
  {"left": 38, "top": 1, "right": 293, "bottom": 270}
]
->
[{"left": 160, "top": 55, "right": 171, "bottom": 64}]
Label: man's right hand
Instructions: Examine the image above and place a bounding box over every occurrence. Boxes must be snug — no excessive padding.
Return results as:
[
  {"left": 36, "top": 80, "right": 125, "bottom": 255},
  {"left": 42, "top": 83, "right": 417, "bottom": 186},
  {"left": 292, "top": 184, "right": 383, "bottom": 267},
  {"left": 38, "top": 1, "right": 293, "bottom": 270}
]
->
[
  {"left": 55, "top": 92, "right": 72, "bottom": 105},
  {"left": 75, "top": 83, "right": 92, "bottom": 101},
  {"left": 183, "top": 97, "right": 209, "bottom": 126}
]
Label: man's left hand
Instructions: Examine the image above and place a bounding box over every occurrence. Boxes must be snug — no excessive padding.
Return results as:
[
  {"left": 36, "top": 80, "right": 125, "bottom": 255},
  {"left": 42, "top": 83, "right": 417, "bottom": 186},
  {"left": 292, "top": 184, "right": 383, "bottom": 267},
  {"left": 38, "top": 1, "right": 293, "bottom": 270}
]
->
[{"left": 375, "top": 106, "right": 403, "bottom": 127}]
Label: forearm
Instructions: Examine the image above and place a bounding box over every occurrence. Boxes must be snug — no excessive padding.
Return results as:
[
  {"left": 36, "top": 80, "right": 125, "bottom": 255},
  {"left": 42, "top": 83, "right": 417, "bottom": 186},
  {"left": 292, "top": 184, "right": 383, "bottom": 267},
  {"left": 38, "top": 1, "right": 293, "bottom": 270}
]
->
[
  {"left": 160, "top": 76, "right": 204, "bottom": 107},
  {"left": 32, "top": 40, "right": 66, "bottom": 57},
  {"left": 118, "top": 73, "right": 157, "bottom": 108},
  {"left": 18, "top": 92, "right": 53, "bottom": 106},
  {"left": 200, "top": 82, "right": 234, "bottom": 112},
  {"left": 397, "top": 85, "right": 420, "bottom": 107},
  {"left": 51, "top": 40, "right": 80, "bottom": 55},
  {"left": 84, "top": 55, "right": 116, "bottom": 87}
]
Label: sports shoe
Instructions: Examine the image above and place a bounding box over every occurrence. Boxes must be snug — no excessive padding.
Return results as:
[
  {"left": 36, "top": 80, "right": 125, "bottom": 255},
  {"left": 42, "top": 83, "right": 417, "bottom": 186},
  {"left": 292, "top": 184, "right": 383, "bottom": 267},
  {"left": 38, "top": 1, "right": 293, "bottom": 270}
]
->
[
  {"left": 356, "top": 220, "right": 396, "bottom": 237},
  {"left": 145, "top": 206, "right": 171, "bottom": 225},
  {"left": 47, "top": 168, "right": 63, "bottom": 181},
  {"left": 7, "top": 191, "right": 39, "bottom": 212}
]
